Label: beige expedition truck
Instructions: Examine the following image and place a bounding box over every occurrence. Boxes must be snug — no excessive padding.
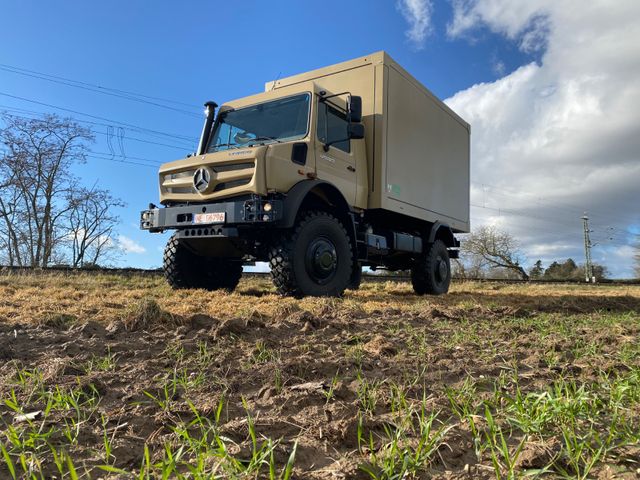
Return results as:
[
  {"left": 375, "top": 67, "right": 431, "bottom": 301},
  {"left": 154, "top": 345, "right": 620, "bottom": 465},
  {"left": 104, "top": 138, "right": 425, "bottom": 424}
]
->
[{"left": 141, "top": 52, "right": 470, "bottom": 297}]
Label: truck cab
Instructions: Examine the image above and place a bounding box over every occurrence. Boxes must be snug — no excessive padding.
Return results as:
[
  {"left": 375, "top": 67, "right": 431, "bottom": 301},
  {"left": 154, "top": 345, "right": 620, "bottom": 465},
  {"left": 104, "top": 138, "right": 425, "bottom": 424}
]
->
[{"left": 156, "top": 83, "right": 366, "bottom": 211}]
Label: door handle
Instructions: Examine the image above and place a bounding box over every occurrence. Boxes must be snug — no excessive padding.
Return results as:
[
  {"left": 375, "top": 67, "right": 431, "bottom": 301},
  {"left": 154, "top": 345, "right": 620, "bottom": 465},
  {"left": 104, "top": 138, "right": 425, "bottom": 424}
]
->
[{"left": 347, "top": 165, "right": 356, "bottom": 172}]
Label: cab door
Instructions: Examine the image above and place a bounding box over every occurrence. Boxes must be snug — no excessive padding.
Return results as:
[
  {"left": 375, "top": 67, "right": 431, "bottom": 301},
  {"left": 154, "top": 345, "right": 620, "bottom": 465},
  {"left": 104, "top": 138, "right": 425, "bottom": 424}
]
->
[{"left": 314, "top": 96, "right": 357, "bottom": 205}]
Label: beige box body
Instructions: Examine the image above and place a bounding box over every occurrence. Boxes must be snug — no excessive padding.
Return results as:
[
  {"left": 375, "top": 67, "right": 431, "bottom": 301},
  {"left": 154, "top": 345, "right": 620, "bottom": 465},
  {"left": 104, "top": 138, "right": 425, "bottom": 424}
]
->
[{"left": 267, "top": 52, "right": 470, "bottom": 233}]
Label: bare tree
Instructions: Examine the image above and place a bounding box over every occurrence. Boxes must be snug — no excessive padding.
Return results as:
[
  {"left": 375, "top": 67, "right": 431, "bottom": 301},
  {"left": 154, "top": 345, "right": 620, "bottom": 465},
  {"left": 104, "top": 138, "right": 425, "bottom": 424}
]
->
[
  {"left": 0, "top": 113, "right": 94, "bottom": 266},
  {"left": 451, "top": 258, "right": 466, "bottom": 279},
  {"left": 0, "top": 113, "right": 123, "bottom": 268},
  {"left": 451, "top": 256, "right": 485, "bottom": 279},
  {"left": 461, "top": 226, "right": 529, "bottom": 280},
  {"left": 0, "top": 180, "right": 25, "bottom": 266},
  {"left": 67, "top": 185, "right": 125, "bottom": 267}
]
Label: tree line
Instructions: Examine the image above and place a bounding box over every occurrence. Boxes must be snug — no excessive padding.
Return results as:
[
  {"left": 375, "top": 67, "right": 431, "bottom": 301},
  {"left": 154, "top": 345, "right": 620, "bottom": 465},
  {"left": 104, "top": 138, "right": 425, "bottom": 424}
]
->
[
  {"left": 455, "top": 225, "right": 619, "bottom": 281},
  {"left": 0, "top": 113, "right": 124, "bottom": 267}
]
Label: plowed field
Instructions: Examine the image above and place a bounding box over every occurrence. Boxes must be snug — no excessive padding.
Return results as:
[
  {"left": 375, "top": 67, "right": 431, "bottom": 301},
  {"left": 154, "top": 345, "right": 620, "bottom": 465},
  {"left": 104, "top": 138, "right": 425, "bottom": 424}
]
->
[{"left": 1, "top": 272, "right": 639, "bottom": 479}]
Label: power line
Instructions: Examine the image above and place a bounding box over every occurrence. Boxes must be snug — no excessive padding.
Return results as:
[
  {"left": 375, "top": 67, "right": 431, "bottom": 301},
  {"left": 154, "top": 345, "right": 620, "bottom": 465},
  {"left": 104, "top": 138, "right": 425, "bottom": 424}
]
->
[
  {"left": 0, "top": 63, "right": 200, "bottom": 113},
  {"left": 472, "top": 181, "right": 637, "bottom": 224},
  {"left": 93, "top": 130, "right": 188, "bottom": 152},
  {"left": 86, "top": 154, "right": 158, "bottom": 169},
  {"left": 470, "top": 203, "right": 581, "bottom": 229},
  {"left": 0, "top": 150, "right": 158, "bottom": 170},
  {"left": 0, "top": 65, "right": 200, "bottom": 118},
  {"left": 0, "top": 106, "right": 191, "bottom": 151},
  {"left": 89, "top": 150, "right": 162, "bottom": 165},
  {"left": 473, "top": 183, "right": 638, "bottom": 243},
  {"left": 471, "top": 203, "right": 632, "bottom": 248},
  {"left": 0, "top": 91, "right": 198, "bottom": 145},
  {"left": 473, "top": 181, "right": 588, "bottom": 216}
]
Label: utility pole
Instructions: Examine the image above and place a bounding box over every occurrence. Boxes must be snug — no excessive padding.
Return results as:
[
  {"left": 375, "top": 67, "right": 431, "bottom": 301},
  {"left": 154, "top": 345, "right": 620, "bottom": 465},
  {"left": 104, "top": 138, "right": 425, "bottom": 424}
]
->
[{"left": 582, "top": 213, "right": 594, "bottom": 283}]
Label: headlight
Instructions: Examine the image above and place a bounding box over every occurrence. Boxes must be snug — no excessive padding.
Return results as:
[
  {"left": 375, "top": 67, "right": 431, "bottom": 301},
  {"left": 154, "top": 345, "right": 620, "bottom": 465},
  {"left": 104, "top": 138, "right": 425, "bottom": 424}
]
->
[{"left": 263, "top": 203, "right": 272, "bottom": 212}]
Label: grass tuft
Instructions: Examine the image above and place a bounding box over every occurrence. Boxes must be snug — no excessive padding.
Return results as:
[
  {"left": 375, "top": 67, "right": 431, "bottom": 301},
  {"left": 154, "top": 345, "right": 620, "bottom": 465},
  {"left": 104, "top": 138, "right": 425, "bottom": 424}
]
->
[{"left": 120, "top": 297, "right": 177, "bottom": 331}]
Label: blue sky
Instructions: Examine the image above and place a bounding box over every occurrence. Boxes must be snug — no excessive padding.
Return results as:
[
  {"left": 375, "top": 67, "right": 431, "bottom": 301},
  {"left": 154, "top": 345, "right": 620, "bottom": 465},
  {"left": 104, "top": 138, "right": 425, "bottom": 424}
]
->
[{"left": 1, "top": 1, "right": 638, "bottom": 276}]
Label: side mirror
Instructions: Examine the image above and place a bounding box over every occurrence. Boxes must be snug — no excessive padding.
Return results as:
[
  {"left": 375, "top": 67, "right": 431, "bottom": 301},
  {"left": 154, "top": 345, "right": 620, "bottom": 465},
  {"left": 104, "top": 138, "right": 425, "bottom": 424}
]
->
[
  {"left": 348, "top": 96, "right": 362, "bottom": 123},
  {"left": 348, "top": 123, "right": 365, "bottom": 139}
]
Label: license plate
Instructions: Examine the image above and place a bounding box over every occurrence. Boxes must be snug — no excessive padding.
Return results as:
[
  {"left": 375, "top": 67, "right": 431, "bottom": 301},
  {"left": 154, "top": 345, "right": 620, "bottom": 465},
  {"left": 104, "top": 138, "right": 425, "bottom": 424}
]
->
[{"left": 193, "top": 212, "right": 225, "bottom": 224}]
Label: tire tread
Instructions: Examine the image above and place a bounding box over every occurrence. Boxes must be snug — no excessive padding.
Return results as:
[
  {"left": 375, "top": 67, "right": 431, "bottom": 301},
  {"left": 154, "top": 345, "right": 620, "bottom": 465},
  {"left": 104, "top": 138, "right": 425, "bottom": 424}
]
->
[
  {"left": 411, "top": 239, "right": 451, "bottom": 295},
  {"left": 268, "top": 210, "right": 353, "bottom": 297},
  {"left": 163, "top": 233, "right": 242, "bottom": 291}
]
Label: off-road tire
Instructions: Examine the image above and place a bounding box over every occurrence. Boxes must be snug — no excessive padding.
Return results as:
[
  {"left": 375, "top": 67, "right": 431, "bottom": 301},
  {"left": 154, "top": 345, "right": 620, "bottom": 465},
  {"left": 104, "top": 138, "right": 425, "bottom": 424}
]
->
[
  {"left": 411, "top": 239, "right": 451, "bottom": 295},
  {"left": 163, "top": 234, "right": 242, "bottom": 291},
  {"left": 269, "top": 211, "right": 354, "bottom": 297},
  {"left": 206, "top": 258, "right": 243, "bottom": 291}
]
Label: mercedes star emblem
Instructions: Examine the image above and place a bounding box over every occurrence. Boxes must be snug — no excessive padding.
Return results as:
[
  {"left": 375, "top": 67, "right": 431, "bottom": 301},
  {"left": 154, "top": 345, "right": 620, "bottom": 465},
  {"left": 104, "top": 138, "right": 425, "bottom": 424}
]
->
[{"left": 193, "top": 167, "right": 210, "bottom": 193}]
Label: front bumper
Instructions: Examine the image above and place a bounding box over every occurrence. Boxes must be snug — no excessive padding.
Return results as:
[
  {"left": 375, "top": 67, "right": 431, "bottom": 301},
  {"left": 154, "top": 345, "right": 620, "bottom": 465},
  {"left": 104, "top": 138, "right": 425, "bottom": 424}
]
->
[{"left": 140, "top": 197, "right": 283, "bottom": 236}]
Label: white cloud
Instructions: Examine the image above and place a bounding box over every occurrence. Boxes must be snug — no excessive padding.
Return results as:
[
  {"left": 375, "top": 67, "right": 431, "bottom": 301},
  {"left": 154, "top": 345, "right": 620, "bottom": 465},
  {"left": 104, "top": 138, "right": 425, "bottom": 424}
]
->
[
  {"left": 609, "top": 245, "right": 636, "bottom": 259},
  {"left": 397, "top": 0, "right": 433, "bottom": 50},
  {"left": 527, "top": 243, "right": 575, "bottom": 257},
  {"left": 118, "top": 235, "right": 146, "bottom": 254},
  {"left": 447, "top": 0, "right": 552, "bottom": 51},
  {"left": 444, "top": 1, "right": 640, "bottom": 277}
]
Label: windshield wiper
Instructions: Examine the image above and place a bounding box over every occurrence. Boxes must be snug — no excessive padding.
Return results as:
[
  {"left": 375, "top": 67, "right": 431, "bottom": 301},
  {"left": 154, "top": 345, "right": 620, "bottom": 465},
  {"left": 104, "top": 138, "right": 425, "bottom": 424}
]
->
[
  {"left": 246, "top": 136, "right": 282, "bottom": 146},
  {"left": 210, "top": 136, "right": 281, "bottom": 150},
  {"left": 209, "top": 142, "right": 233, "bottom": 149}
]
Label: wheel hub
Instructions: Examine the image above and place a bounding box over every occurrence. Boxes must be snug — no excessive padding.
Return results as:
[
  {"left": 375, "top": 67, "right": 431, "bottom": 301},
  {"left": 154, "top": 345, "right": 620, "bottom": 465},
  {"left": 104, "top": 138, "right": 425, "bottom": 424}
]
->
[
  {"left": 436, "top": 257, "right": 448, "bottom": 282},
  {"left": 305, "top": 238, "right": 337, "bottom": 284}
]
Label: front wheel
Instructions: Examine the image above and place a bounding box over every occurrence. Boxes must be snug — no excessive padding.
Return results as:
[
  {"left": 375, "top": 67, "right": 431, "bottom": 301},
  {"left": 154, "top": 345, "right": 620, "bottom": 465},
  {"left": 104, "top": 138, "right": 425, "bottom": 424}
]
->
[
  {"left": 269, "top": 211, "right": 354, "bottom": 297},
  {"left": 163, "top": 234, "right": 242, "bottom": 291},
  {"left": 411, "top": 240, "right": 451, "bottom": 295}
]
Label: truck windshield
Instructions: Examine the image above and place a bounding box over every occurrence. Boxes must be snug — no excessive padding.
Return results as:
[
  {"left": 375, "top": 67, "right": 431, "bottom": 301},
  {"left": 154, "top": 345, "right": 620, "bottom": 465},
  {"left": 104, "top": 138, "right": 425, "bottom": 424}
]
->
[{"left": 207, "top": 93, "right": 310, "bottom": 152}]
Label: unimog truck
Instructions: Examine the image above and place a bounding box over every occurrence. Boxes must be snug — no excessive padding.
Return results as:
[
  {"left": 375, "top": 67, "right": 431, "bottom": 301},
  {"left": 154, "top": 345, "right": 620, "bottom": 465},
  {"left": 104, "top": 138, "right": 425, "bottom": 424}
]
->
[{"left": 141, "top": 52, "right": 470, "bottom": 297}]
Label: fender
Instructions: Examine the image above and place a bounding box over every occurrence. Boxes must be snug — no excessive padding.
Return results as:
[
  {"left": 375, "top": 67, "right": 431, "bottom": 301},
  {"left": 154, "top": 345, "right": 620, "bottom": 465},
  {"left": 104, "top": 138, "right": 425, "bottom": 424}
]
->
[
  {"left": 427, "top": 221, "right": 459, "bottom": 248},
  {"left": 280, "top": 179, "right": 351, "bottom": 228},
  {"left": 280, "top": 179, "right": 359, "bottom": 265}
]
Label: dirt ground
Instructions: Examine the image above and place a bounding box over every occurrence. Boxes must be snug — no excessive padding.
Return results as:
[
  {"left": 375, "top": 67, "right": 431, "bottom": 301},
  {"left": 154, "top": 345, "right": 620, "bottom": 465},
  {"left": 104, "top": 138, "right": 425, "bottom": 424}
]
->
[{"left": 0, "top": 272, "right": 639, "bottom": 479}]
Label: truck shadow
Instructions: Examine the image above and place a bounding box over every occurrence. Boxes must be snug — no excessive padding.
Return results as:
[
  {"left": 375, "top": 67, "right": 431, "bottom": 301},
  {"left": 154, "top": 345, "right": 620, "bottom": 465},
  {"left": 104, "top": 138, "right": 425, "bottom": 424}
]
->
[{"left": 238, "top": 288, "right": 271, "bottom": 297}]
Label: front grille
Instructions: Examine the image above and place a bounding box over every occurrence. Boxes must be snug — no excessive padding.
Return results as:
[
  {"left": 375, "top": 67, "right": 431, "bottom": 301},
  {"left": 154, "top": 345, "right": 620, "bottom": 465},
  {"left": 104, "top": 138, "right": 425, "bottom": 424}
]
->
[
  {"left": 163, "top": 170, "right": 196, "bottom": 194},
  {"left": 167, "top": 171, "right": 194, "bottom": 179},
  {"left": 213, "top": 178, "right": 252, "bottom": 192},
  {"left": 212, "top": 162, "right": 254, "bottom": 173},
  {"left": 168, "top": 187, "right": 196, "bottom": 194},
  {"left": 162, "top": 161, "right": 255, "bottom": 197}
]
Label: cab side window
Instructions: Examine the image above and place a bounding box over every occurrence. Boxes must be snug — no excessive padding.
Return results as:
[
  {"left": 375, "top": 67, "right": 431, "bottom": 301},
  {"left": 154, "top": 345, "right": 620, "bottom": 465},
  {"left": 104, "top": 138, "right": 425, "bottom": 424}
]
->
[{"left": 317, "top": 101, "right": 350, "bottom": 153}]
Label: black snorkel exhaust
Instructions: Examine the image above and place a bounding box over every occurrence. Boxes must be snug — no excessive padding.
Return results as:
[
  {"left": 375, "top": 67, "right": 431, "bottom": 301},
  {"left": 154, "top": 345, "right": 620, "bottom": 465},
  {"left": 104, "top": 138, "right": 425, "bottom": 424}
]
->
[{"left": 196, "top": 100, "right": 218, "bottom": 155}]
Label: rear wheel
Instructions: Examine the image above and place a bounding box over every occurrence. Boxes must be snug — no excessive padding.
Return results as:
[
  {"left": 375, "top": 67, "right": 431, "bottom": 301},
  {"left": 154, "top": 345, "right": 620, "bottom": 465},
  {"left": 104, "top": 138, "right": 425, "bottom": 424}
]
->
[
  {"left": 269, "top": 211, "right": 354, "bottom": 297},
  {"left": 163, "top": 234, "right": 242, "bottom": 291},
  {"left": 411, "top": 240, "right": 451, "bottom": 295}
]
